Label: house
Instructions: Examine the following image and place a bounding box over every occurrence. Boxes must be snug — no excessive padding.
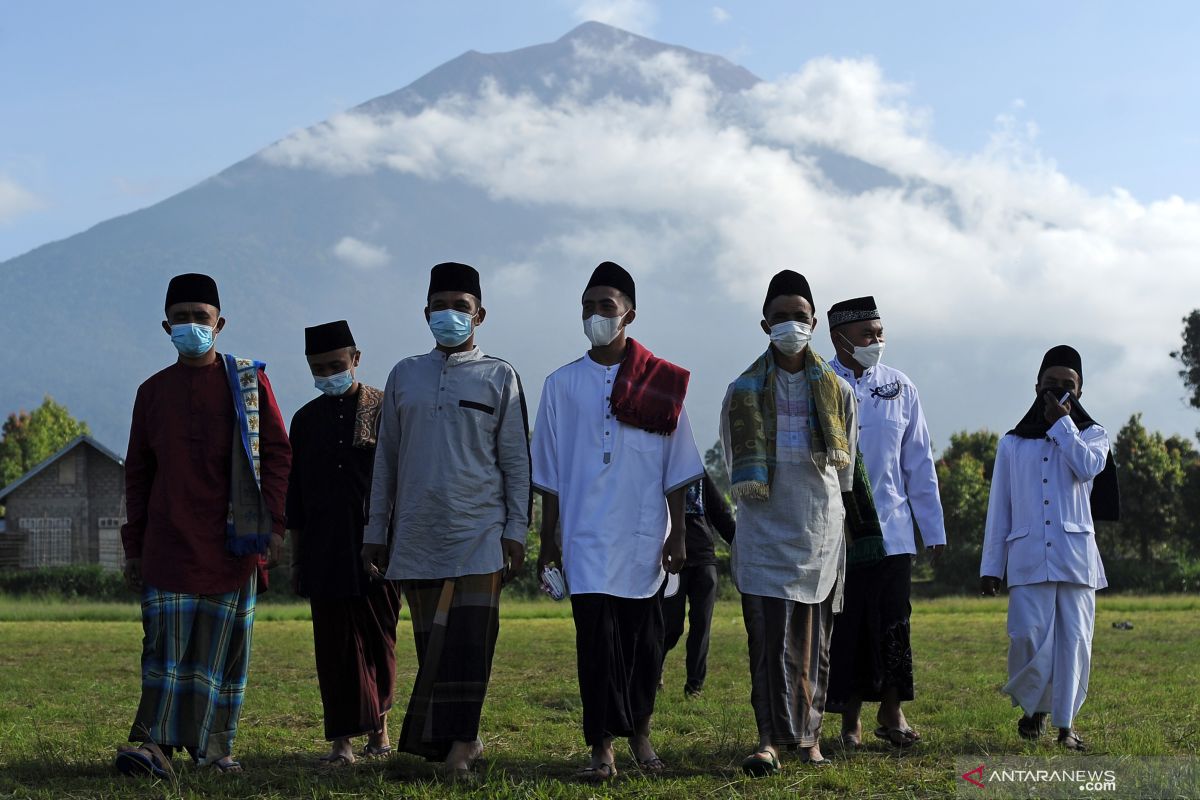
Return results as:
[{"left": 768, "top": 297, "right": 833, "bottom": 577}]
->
[{"left": 0, "top": 436, "right": 126, "bottom": 571}]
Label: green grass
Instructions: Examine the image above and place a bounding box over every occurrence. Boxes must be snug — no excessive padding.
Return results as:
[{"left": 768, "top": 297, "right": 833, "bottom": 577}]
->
[{"left": 0, "top": 595, "right": 1197, "bottom": 798}]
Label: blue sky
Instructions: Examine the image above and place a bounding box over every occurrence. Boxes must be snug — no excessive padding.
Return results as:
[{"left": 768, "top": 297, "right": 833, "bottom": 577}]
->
[{"left": 2, "top": 0, "right": 1198, "bottom": 263}]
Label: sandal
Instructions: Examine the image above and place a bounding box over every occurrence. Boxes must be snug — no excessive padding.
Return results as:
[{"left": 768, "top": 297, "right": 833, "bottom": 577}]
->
[
  {"left": 212, "top": 758, "right": 243, "bottom": 773},
  {"left": 1057, "top": 729, "right": 1086, "bottom": 751},
  {"left": 874, "top": 726, "right": 919, "bottom": 748},
  {"left": 115, "top": 745, "right": 171, "bottom": 779},
  {"left": 319, "top": 754, "right": 354, "bottom": 768},
  {"left": 1018, "top": 712, "right": 1048, "bottom": 740},
  {"left": 360, "top": 744, "right": 392, "bottom": 758},
  {"left": 576, "top": 762, "right": 617, "bottom": 783},
  {"left": 740, "top": 749, "right": 780, "bottom": 777},
  {"left": 636, "top": 756, "right": 666, "bottom": 773}
]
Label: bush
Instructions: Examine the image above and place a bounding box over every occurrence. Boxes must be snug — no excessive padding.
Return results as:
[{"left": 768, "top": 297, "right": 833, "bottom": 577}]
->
[{"left": 0, "top": 565, "right": 128, "bottom": 600}]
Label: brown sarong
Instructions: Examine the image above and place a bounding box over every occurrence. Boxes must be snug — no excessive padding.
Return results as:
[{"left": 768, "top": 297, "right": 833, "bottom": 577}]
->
[
  {"left": 399, "top": 570, "right": 502, "bottom": 760},
  {"left": 310, "top": 579, "right": 403, "bottom": 741}
]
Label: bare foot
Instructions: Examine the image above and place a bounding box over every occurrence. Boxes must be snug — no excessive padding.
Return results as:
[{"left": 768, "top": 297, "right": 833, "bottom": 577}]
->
[{"left": 444, "top": 738, "right": 484, "bottom": 771}]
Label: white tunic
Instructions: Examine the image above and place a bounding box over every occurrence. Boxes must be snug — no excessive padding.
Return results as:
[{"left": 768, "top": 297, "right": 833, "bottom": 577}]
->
[
  {"left": 980, "top": 416, "right": 1109, "bottom": 590},
  {"left": 829, "top": 357, "right": 947, "bottom": 555},
  {"left": 531, "top": 354, "right": 705, "bottom": 599},
  {"left": 719, "top": 368, "right": 857, "bottom": 605}
]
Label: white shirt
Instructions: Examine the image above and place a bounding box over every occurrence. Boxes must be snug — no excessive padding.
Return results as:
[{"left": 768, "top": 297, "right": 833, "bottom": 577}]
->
[
  {"left": 830, "top": 356, "right": 947, "bottom": 555},
  {"left": 531, "top": 353, "right": 705, "bottom": 599},
  {"left": 980, "top": 415, "right": 1109, "bottom": 590}
]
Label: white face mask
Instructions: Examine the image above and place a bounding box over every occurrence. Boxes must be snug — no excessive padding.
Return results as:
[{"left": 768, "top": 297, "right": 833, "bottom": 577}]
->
[
  {"left": 769, "top": 321, "right": 812, "bottom": 356},
  {"left": 848, "top": 340, "right": 885, "bottom": 369},
  {"left": 583, "top": 313, "right": 624, "bottom": 347}
]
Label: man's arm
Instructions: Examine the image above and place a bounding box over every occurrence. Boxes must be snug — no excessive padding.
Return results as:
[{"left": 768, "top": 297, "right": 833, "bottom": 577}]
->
[
  {"left": 837, "top": 385, "right": 858, "bottom": 492},
  {"left": 361, "top": 367, "right": 400, "bottom": 576},
  {"left": 703, "top": 472, "right": 736, "bottom": 544},
  {"left": 661, "top": 406, "right": 705, "bottom": 573},
  {"left": 120, "top": 384, "right": 154, "bottom": 591},
  {"left": 256, "top": 370, "right": 292, "bottom": 566},
  {"left": 1050, "top": 417, "right": 1109, "bottom": 483},
  {"left": 285, "top": 412, "right": 306, "bottom": 593},
  {"left": 900, "top": 385, "right": 947, "bottom": 549},
  {"left": 979, "top": 436, "right": 1013, "bottom": 592},
  {"left": 496, "top": 366, "right": 531, "bottom": 582},
  {"left": 663, "top": 484, "right": 687, "bottom": 574},
  {"left": 531, "top": 378, "right": 561, "bottom": 574}
]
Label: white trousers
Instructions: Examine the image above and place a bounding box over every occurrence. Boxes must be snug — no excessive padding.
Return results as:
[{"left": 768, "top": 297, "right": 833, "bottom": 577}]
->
[{"left": 1005, "top": 582, "right": 1095, "bottom": 729}]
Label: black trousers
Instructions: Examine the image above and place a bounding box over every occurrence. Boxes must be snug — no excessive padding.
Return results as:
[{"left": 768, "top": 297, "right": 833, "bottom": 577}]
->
[
  {"left": 661, "top": 564, "right": 718, "bottom": 691},
  {"left": 827, "top": 554, "right": 915, "bottom": 710},
  {"left": 571, "top": 592, "right": 665, "bottom": 747}
]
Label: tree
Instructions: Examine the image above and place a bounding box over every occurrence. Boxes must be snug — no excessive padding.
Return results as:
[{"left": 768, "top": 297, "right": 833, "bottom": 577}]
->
[
  {"left": 938, "top": 430, "right": 999, "bottom": 480},
  {"left": 931, "top": 452, "right": 992, "bottom": 593},
  {"left": 1112, "top": 413, "right": 1187, "bottom": 561},
  {"left": 0, "top": 396, "right": 91, "bottom": 489},
  {"left": 1170, "top": 309, "right": 1200, "bottom": 411}
]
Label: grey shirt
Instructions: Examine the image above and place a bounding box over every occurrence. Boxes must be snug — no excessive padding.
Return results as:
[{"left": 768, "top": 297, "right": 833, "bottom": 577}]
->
[
  {"left": 720, "top": 367, "right": 857, "bottom": 607},
  {"left": 364, "top": 347, "right": 530, "bottom": 580}
]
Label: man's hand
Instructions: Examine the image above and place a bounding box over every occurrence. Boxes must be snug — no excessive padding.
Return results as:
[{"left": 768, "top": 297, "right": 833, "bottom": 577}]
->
[
  {"left": 927, "top": 544, "right": 945, "bottom": 564},
  {"left": 536, "top": 537, "right": 561, "bottom": 578},
  {"left": 502, "top": 539, "right": 525, "bottom": 585},
  {"left": 290, "top": 564, "right": 303, "bottom": 596},
  {"left": 361, "top": 543, "right": 388, "bottom": 580},
  {"left": 266, "top": 533, "right": 285, "bottom": 569},
  {"left": 123, "top": 557, "right": 143, "bottom": 593},
  {"left": 1042, "top": 391, "right": 1070, "bottom": 423},
  {"left": 980, "top": 575, "right": 1002, "bottom": 596},
  {"left": 661, "top": 531, "right": 686, "bottom": 574}
]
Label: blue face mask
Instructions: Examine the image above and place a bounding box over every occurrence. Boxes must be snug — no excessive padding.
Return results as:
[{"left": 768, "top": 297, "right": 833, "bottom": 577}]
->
[
  {"left": 314, "top": 369, "right": 354, "bottom": 397},
  {"left": 170, "top": 323, "right": 215, "bottom": 358},
  {"left": 428, "top": 309, "right": 474, "bottom": 347}
]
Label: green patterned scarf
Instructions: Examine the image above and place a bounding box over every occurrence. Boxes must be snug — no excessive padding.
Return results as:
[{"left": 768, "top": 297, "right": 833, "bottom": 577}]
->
[{"left": 725, "top": 346, "right": 884, "bottom": 569}]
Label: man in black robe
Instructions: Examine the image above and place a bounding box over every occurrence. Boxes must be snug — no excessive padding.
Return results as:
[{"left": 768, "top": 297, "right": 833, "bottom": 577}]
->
[{"left": 287, "top": 320, "right": 402, "bottom": 766}]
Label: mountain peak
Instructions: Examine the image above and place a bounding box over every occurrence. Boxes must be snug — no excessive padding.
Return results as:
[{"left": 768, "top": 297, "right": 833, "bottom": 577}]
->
[{"left": 355, "top": 23, "right": 759, "bottom": 116}]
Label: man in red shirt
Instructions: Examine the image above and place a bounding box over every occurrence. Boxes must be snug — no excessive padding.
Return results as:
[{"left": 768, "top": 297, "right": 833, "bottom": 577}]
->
[{"left": 115, "top": 273, "right": 291, "bottom": 777}]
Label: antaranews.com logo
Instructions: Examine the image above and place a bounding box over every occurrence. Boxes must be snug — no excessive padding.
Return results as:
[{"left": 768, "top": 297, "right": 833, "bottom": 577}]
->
[{"left": 955, "top": 757, "right": 1198, "bottom": 799}]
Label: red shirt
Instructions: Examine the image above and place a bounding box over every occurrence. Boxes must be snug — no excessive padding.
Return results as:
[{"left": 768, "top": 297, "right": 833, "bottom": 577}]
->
[{"left": 121, "top": 356, "right": 291, "bottom": 593}]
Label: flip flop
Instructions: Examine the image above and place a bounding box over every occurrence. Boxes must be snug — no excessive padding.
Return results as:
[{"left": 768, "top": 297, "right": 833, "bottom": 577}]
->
[
  {"left": 576, "top": 762, "right": 617, "bottom": 783},
  {"left": 115, "top": 747, "right": 170, "bottom": 779},
  {"left": 360, "top": 744, "right": 392, "bottom": 758},
  {"left": 636, "top": 756, "right": 666, "bottom": 773},
  {"left": 874, "top": 726, "right": 919, "bottom": 748},
  {"left": 740, "top": 749, "right": 780, "bottom": 777},
  {"left": 1057, "top": 729, "right": 1087, "bottom": 751}
]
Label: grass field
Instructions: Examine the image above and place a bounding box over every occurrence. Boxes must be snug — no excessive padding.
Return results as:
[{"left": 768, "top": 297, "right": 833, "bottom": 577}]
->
[{"left": 0, "top": 595, "right": 1197, "bottom": 799}]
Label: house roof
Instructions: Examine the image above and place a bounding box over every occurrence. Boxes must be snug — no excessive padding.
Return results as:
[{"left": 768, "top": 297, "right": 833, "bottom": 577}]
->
[{"left": 0, "top": 435, "right": 124, "bottom": 502}]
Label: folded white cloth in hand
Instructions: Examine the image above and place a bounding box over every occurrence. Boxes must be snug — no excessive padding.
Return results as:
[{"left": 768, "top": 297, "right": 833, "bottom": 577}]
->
[{"left": 540, "top": 565, "right": 567, "bottom": 601}]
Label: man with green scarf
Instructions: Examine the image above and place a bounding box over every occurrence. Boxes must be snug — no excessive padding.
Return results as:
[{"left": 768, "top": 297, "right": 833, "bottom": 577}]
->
[{"left": 720, "top": 269, "right": 877, "bottom": 776}]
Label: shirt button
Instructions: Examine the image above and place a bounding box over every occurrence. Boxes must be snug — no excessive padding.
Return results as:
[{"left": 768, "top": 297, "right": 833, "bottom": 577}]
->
[
  {"left": 1043, "top": 478, "right": 1048, "bottom": 484},
  {"left": 1044, "top": 500, "right": 1049, "bottom": 505},
  {"left": 1047, "top": 542, "right": 1052, "bottom": 547},
  {"left": 1043, "top": 457, "right": 1048, "bottom": 462},
  {"left": 338, "top": 440, "right": 343, "bottom": 445},
  {"left": 1045, "top": 520, "right": 1050, "bottom": 525}
]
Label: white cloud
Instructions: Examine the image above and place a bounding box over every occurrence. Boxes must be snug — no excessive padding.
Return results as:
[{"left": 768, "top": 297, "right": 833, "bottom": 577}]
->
[
  {"left": 573, "top": 0, "right": 657, "bottom": 33},
  {"left": 264, "top": 48, "right": 1200, "bottom": 442},
  {"left": 331, "top": 236, "right": 389, "bottom": 269},
  {"left": 0, "top": 176, "right": 41, "bottom": 223},
  {"left": 711, "top": 6, "right": 730, "bottom": 24}
]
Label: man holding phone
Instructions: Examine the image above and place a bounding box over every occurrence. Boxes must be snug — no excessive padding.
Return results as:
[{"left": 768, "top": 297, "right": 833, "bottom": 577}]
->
[{"left": 980, "top": 345, "right": 1118, "bottom": 751}]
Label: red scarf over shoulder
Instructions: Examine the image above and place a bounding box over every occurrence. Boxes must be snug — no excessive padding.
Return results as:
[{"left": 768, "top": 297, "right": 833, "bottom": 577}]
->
[{"left": 609, "top": 338, "right": 690, "bottom": 435}]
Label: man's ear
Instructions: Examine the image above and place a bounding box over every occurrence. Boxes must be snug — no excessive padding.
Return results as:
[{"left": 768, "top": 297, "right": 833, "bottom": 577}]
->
[
  {"left": 760, "top": 319, "right": 771, "bottom": 336},
  {"left": 353, "top": 350, "right": 362, "bottom": 369},
  {"left": 162, "top": 320, "right": 172, "bottom": 335},
  {"left": 623, "top": 308, "right": 636, "bottom": 327},
  {"left": 424, "top": 306, "right": 431, "bottom": 323},
  {"left": 214, "top": 317, "right": 226, "bottom": 334},
  {"left": 475, "top": 307, "right": 487, "bottom": 327}
]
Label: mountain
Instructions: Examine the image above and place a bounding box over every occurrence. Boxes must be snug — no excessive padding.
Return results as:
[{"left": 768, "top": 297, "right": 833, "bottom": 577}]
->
[{"left": 0, "top": 22, "right": 903, "bottom": 453}]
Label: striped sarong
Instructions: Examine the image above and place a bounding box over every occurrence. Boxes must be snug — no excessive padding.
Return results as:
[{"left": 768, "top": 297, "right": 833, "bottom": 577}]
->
[
  {"left": 128, "top": 573, "right": 256, "bottom": 763},
  {"left": 399, "top": 571, "right": 502, "bottom": 760}
]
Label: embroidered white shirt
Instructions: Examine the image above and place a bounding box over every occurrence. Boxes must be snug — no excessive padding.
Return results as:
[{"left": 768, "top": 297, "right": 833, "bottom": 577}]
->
[{"left": 830, "top": 357, "right": 947, "bottom": 555}]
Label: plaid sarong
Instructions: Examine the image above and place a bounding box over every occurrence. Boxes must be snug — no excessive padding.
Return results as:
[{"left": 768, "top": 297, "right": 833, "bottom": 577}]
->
[
  {"left": 129, "top": 573, "right": 257, "bottom": 763},
  {"left": 399, "top": 571, "right": 502, "bottom": 760}
]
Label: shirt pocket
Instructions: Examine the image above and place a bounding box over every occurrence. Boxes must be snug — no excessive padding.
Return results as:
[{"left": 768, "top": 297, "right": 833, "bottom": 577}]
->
[
  {"left": 1062, "top": 521, "right": 1092, "bottom": 535},
  {"left": 1006, "top": 526, "right": 1031, "bottom": 542},
  {"left": 624, "top": 426, "right": 663, "bottom": 454}
]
